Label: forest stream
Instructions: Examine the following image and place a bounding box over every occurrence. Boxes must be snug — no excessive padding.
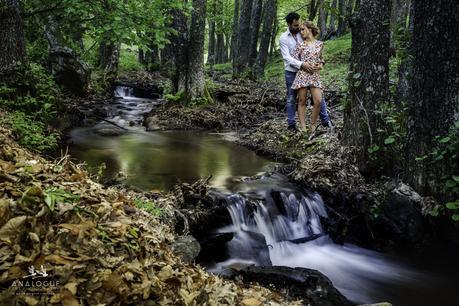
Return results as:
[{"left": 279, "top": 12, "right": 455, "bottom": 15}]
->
[{"left": 68, "top": 87, "right": 459, "bottom": 306}]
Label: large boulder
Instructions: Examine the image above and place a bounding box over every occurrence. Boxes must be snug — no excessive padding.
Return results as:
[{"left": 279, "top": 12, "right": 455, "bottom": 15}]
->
[
  {"left": 380, "top": 183, "right": 425, "bottom": 244},
  {"left": 237, "top": 266, "right": 352, "bottom": 306},
  {"left": 47, "top": 46, "right": 90, "bottom": 96}
]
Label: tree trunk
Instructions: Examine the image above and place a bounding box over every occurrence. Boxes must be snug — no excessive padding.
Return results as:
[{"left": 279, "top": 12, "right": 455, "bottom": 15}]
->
[
  {"left": 0, "top": 0, "right": 26, "bottom": 78},
  {"left": 44, "top": 16, "right": 63, "bottom": 50},
  {"left": 233, "top": 0, "right": 253, "bottom": 76},
  {"left": 337, "top": 0, "right": 346, "bottom": 36},
  {"left": 169, "top": 7, "right": 189, "bottom": 92},
  {"left": 405, "top": 0, "right": 459, "bottom": 199},
  {"left": 343, "top": 0, "right": 391, "bottom": 175},
  {"left": 215, "top": 0, "right": 224, "bottom": 63},
  {"left": 252, "top": 0, "right": 275, "bottom": 78},
  {"left": 345, "top": 0, "right": 354, "bottom": 32},
  {"left": 216, "top": 32, "right": 225, "bottom": 63},
  {"left": 395, "top": 0, "right": 413, "bottom": 103},
  {"left": 309, "top": 0, "right": 319, "bottom": 21},
  {"left": 230, "top": 0, "right": 240, "bottom": 63},
  {"left": 207, "top": 0, "right": 216, "bottom": 65},
  {"left": 269, "top": 5, "right": 278, "bottom": 57},
  {"left": 318, "top": 0, "right": 327, "bottom": 40},
  {"left": 248, "top": 0, "right": 263, "bottom": 67},
  {"left": 103, "top": 43, "right": 121, "bottom": 75},
  {"left": 186, "top": 0, "right": 207, "bottom": 100},
  {"left": 138, "top": 49, "right": 145, "bottom": 64},
  {"left": 328, "top": 0, "right": 338, "bottom": 34}
]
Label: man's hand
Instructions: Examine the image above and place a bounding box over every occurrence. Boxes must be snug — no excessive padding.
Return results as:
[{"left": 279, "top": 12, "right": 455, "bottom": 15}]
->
[{"left": 301, "top": 62, "right": 323, "bottom": 72}]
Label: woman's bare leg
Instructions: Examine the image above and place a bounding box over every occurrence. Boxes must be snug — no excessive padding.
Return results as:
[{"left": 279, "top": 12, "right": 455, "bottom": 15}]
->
[
  {"left": 310, "top": 87, "right": 323, "bottom": 134},
  {"left": 297, "top": 87, "right": 309, "bottom": 131}
]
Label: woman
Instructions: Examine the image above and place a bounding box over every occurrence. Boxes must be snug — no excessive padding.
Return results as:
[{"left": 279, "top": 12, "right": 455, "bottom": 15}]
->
[{"left": 291, "top": 21, "right": 325, "bottom": 138}]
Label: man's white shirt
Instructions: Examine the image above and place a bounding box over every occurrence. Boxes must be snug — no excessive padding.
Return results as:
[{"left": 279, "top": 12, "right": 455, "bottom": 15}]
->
[{"left": 279, "top": 30, "right": 304, "bottom": 72}]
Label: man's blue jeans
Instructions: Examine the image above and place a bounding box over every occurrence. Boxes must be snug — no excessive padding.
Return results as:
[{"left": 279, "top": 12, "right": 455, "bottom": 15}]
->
[{"left": 285, "top": 70, "right": 330, "bottom": 127}]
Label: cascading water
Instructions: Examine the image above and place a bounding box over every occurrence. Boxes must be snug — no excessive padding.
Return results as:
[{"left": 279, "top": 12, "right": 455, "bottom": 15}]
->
[
  {"left": 114, "top": 85, "right": 134, "bottom": 98},
  {"left": 209, "top": 185, "right": 424, "bottom": 304}
]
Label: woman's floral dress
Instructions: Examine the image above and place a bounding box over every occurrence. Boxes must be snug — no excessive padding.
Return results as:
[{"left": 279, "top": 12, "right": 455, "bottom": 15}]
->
[{"left": 291, "top": 40, "right": 324, "bottom": 90}]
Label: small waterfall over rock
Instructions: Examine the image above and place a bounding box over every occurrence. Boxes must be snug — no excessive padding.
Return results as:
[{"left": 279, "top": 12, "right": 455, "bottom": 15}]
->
[
  {"left": 208, "top": 184, "right": 420, "bottom": 304},
  {"left": 114, "top": 86, "right": 134, "bottom": 98},
  {"left": 225, "top": 192, "right": 327, "bottom": 246}
]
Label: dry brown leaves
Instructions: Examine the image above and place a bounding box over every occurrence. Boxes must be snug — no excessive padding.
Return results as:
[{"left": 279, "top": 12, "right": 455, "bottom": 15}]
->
[
  {"left": 0, "top": 126, "right": 297, "bottom": 305},
  {"left": 240, "top": 117, "right": 365, "bottom": 195}
]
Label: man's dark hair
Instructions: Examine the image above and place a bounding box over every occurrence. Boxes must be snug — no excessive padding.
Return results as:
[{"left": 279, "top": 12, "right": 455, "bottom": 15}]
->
[{"left": 285, "top": 12, "right": 300, "bottom": 24}]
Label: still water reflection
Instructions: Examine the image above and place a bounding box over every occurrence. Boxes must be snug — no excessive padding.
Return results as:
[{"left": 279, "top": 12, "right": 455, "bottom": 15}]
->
[{"left": 68, "top": 128, "right": 274, "bottom": 191}]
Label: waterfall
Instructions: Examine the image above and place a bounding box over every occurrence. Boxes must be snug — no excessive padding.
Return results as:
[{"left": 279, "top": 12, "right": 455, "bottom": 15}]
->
[
  {"left": 209, "top": 189, "right": 419, "bottom": 304},
  {"left": 114, "top": 86, "right": 134, "bottom": 98}
]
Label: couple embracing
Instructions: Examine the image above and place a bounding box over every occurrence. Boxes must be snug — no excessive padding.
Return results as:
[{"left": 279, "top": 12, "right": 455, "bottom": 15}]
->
[{"left": 280, "top": 12, "right": 334, "bottom": 140}]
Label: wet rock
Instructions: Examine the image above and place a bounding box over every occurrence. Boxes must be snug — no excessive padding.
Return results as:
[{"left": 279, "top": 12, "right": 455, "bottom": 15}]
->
[
  {"left": 145, "top": 115, "right": 162, "bottom": 131},
  {"left": 114, "top": 71, "right": 165, "bottom": 98},
  {"left": 172, "top": 235, "right": 201, "bottom": 263},
  {"left": 94, "top": 128, "right": 125, "bottom": 136},
  {"left": 47, "top": 46, "right": 90, "bottom": 96},
  {"left": 237, "top": 266, "right": 352, "bottom": 306},
  {"left": 358, "top": 303, "right": 392, "bottom": 306},
  {"left": 380, "top": 183, "right": 425, "bottom": 244}
]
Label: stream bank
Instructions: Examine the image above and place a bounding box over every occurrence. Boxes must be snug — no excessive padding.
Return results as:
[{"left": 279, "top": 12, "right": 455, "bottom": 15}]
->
[{"left": 39, "top": 70, "right": 458, "bottom": 304}]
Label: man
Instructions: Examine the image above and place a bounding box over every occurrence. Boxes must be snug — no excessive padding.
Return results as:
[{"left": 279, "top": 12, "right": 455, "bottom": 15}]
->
[{"left": 279, "top": 12, "right": 334, "bottom": 134}]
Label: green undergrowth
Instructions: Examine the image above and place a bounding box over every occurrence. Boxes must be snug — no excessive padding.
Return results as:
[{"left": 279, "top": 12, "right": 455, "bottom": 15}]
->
[
  {"left": 119, "top": 44, "right": 144, "bottom": 72},
  {"left": 133, "top": 197, "right": 163, "bottom": 216},
  {"left": 0, "top": 63, "right": 61, "bottom": 153}
]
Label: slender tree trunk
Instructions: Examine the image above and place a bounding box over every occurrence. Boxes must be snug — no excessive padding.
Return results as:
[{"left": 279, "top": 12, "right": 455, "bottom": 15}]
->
[
  {"left": 103, "top": 43, "right": 121, "bottom": 75},
  {"left": 329, "top": 0, "right": 338, "bottom": 34},
  {"left": 344, "top": 0, "right": 391, "bottom": 175},
  {"left": 309, "top": 0, "right": 319, "bottom": 21},
  {"left": 0, "top": 0, "right": 26, "bottom": 78},
  {"left": 216, "top": 32, "right": 224, "bottom": 63},
  {"left": 207, "top": 0, "right": 216, "bottom": 65},
  {"left": 138, "top": 49, "right": 145, "bottom": 64},
  {"left": 233, "top": 0, "right": 253, "bottom": 76},
  {"left": 405, "top": 0, "right": 459, "bottom": 199},
  {"left": 318, "top": 0, "right": 327, "bottom": 39},
  {"left": 337, "top": 0, "right": 346, "bottom": 36},
  {"left": 253, "top": 0, "right": 275, "bottom": 78},
  {"left": 215, "top": 0, "right": 224, "bottom": 63},
  {"left": 248, "top": 0, "right": 263, "bottom": 67},
  {"left": 269, "top": 5, "right": 278, "bottom": 57},
  {"left": 395, "top": 0, "right": 413, "bottom": 103},
  {"left": 345, "top": 0, "right": 354, "bottom": 32},
  {"left": 187, "top": 0, "right": 207, "bottom": 100},
  {"left": 230, "top": 0, "right": 240, "bottom": 63},
  {"left": 44, "top": 16, "right": 63, "bottom": 50},
  {"left": 169, "top": 7, "right": 189, "bottom": 92}
]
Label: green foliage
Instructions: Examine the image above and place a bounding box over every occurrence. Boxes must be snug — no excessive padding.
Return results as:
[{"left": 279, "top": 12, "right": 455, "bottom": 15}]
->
[
  {"left": 43, "top": 187, "right": 80, "bottom": 211},
  {"left": 210, "top": 63, "right": 232, "bottom": 76},
  {"left": 133, "top": 197, "right": 162, "bottom": 216},
  {"left": 119, "top": 45, "right": 144, "bottom": 72},
  {"left": 416, "top": 122, "right": 459, "bottom": 221},
  {"left": 0, "top": 112, "right": 60, "bottom": 153},
  {"left": 0, "top": 63, "right": 59, "bottom": 122},
  {"left": 367, "top": 102, "right": 408, "bottom": 173},
  {"left": 164, "top": 90, "right": 186, "bottom": 104},
  {"left": 264, "top": 56, "right": 284, "bottom": 81}
]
